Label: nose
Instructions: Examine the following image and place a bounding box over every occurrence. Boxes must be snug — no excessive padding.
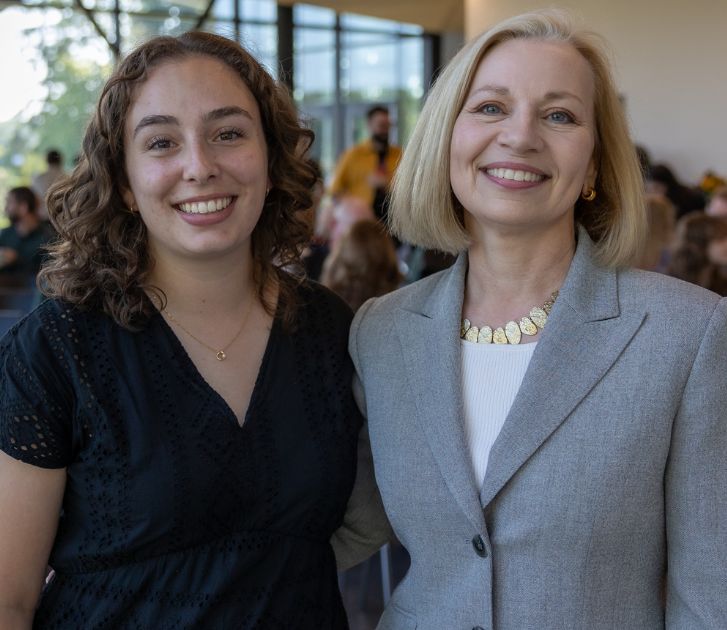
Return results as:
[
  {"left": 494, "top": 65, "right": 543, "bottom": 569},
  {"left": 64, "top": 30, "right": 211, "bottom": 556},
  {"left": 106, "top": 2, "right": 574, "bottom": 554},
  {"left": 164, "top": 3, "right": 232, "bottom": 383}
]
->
[
  {"left": 497, "top": 110, "right": 543, "bottom": 154},
  {"left": 182, "top": 141, "right": 219, "bottom": 183}
]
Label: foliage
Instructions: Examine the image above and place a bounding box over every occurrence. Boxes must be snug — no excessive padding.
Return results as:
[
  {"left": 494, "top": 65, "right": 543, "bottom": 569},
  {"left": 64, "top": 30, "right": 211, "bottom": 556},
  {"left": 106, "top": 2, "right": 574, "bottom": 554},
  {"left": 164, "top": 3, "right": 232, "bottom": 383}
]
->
[{"left": 0, "top": 9, "right": 111, "bottom": 208}]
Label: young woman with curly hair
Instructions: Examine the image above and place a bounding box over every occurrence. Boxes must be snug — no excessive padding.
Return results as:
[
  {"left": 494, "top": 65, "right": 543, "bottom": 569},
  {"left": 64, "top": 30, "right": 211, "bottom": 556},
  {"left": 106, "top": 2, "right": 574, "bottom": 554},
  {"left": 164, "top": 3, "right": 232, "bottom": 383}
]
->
[{"left": 0, "top": 31, "right": 376, "bottom": 628}]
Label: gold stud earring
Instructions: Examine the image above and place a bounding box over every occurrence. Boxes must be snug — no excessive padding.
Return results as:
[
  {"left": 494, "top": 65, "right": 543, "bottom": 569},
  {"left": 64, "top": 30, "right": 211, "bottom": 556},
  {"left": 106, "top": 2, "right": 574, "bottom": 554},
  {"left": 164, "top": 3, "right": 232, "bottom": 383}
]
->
[{"left": 581, "top": 187, "right": 597, "bottom": 202}]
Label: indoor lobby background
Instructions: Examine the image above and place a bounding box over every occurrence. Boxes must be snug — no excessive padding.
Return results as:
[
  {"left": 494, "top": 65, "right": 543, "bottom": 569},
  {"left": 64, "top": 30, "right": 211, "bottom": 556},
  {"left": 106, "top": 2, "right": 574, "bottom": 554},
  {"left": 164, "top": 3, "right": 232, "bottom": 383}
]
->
[{"left": 0, "top": 0, "right": 725, "bottom": 206}]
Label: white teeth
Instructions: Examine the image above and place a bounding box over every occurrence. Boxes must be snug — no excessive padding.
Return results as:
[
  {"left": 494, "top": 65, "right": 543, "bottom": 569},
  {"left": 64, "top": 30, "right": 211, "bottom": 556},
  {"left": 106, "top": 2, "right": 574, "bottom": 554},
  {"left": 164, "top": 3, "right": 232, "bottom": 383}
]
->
[
  {"left": 486, "top": 168, "right": 544, "bottom": 182},
  {"left": 177, "top": 197, "right": 232, "bottom": 214}
]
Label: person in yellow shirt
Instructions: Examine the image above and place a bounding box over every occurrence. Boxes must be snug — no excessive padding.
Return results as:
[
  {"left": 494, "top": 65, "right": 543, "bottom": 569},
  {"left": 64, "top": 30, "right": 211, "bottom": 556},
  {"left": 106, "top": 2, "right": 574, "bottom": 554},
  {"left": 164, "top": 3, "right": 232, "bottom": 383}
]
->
[{"left": 329, "top": 105, "right": 402, "bottom": 223}]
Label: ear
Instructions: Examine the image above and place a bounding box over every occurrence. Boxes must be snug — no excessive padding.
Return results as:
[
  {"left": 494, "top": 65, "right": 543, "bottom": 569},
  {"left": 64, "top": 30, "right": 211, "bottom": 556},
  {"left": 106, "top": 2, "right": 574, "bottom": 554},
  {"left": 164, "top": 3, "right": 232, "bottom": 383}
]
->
[
  {"left": 583, "top": 156, "right": 598, "bottom": 193},
  {"left": 121, "top": 187, "right": 136, "bottom": 211}
]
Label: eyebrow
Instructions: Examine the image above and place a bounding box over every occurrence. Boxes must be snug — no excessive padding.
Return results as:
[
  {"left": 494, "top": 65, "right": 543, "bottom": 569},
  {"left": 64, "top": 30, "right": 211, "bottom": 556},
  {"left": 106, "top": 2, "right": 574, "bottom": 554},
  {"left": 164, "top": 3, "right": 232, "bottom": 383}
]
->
[
  {"left": 469, "top": 85, "right": 585, "bottom": 105},
  {"left": 132, "top": 106, "right": 253, "bottom": 139}
]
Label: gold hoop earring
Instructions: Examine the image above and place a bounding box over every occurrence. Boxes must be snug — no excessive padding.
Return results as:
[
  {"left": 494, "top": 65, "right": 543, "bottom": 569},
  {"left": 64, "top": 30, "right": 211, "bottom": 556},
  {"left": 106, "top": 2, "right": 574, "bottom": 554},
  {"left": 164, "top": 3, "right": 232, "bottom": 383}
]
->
[{"left": 581, "top": 188, "right": 597, "bottom": 202}]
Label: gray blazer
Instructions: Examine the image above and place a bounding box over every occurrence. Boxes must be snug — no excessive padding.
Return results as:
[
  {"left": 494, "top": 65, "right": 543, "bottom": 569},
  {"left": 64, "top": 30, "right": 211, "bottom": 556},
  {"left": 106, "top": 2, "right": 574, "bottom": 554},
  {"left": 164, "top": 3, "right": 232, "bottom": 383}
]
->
[{"left": 344, "top": 231, "right": 727, "bottom": 629}]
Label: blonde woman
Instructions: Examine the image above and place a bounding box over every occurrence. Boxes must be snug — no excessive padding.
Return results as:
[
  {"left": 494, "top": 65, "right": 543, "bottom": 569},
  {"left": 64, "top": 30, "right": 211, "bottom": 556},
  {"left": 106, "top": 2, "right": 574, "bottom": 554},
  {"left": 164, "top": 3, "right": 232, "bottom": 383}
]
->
[{"left": 337, "top": 10, "right": 727, "bottom": 629}]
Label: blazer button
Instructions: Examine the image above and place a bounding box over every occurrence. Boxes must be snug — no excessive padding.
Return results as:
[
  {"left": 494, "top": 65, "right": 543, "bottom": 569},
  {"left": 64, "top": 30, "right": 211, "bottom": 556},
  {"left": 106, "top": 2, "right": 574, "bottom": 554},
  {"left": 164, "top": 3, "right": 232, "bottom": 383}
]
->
[
  {"left": 472, "top": 627, "right": 485, "bottom": 630},
  {"left": 472, "top": 534, "right": 488, "bottom": 558}
]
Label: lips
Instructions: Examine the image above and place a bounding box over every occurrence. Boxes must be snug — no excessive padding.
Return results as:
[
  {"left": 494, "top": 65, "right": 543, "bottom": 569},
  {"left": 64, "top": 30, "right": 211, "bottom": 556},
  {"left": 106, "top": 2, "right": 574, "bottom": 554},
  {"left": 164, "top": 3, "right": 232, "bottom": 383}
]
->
[{"left": 176, "top": 196, "right": 234, "bottom": 215}]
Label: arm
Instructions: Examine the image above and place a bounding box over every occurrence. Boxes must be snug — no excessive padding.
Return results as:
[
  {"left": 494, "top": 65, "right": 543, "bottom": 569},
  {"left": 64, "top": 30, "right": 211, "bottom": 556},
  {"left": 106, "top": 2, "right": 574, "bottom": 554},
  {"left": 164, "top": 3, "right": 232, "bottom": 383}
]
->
[
  {"left": 0, "top": 452, "right": 65, "bottom": 629},
  {"left": 665, "top": 297, "right": 727, "bottom": 628},
  {"left": 331, "top": 299, "right": 393, "bottom": 570},
  {"left": 328, "top": 150, "right": 352, "bottom": 201}
]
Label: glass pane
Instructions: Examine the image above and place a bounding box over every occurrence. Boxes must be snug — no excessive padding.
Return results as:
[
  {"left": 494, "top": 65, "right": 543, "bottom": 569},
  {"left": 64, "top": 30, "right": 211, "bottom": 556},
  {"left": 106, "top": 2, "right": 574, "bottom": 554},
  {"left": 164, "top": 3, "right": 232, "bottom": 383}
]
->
[
  {"left": 341, "top": 31, "right": 399, "bottom": 103},
  {"left": 294, "top": 27, "right": 335, "bottom": 104},
  {"left": 239, "top": 24, "right": 277, "bottom": 77},
  {"left": 293, "top": 4, "right": 335, "bottom": 27},
  {"left": 240, "top": 0, "right": 276, "bottom": 22},
  {"left": 340, "top": 12, "right": 400, "bottom": 33}
]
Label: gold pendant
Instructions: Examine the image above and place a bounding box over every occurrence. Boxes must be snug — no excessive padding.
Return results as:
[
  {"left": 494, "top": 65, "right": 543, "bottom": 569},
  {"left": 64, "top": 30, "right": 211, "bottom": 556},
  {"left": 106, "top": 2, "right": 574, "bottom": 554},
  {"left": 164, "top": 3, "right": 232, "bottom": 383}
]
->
[
  {"left": 519, "top": 316, "right": 538, "bottom": 335},
  {"left": 477, "top": 326, "right": 493, "bottom": 344},
  {"left": 529, "top": 307, "right": 548, "bottom": 329},
  {"left": 216, "top": 350, "right": 227, "bottom": 361},
  {"left": 505, "top": 321, "right": 521, "bottom": 344},
  {"left": 493, "top": 327, "right": 507, "bottom": 344}
]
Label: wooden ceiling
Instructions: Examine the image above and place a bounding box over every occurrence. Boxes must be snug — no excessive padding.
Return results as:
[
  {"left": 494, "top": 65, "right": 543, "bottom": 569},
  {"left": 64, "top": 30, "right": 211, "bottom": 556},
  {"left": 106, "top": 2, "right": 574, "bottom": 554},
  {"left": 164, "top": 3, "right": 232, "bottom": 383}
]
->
[{"left": 277, "top": 0, "right": 464, "bottom": 33}]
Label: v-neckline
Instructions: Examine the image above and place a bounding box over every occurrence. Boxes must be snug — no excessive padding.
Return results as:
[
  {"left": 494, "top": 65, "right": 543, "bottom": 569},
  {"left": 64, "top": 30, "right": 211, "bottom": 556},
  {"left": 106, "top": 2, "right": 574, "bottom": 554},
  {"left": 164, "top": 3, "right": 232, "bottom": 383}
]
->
[{"left": 154, "top": 307, "right": 279, "bottom": 429}]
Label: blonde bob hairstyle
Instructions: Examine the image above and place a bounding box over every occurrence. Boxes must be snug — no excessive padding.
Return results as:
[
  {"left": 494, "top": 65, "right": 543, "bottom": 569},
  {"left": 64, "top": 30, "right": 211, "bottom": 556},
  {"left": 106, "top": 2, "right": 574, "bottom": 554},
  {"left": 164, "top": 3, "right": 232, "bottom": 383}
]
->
[{"left": 389, "top": 9, "right": 646, "bottom": 267}]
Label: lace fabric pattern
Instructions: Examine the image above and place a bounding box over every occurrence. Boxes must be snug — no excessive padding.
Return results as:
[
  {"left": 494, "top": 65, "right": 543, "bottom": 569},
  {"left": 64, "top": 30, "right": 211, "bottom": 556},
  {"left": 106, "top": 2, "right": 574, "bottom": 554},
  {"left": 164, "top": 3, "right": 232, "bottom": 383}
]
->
[{"left": 0, "top": 282, "right": 361, "bottom": 629}]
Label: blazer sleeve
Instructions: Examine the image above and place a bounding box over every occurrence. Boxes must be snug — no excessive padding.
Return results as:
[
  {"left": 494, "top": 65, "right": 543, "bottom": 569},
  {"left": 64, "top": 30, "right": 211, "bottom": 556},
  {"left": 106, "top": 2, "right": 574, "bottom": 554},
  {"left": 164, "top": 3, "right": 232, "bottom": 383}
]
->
[
  {"left": 330, "top": 298, "right": 393, "bottom": 570},
  {"left": 665, "top": 297, "right": 727, "bottom": 627}
]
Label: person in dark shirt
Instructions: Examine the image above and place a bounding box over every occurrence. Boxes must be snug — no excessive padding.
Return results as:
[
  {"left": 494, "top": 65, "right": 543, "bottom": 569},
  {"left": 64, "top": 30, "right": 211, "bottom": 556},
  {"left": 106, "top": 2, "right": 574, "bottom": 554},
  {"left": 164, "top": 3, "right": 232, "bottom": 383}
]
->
[
  {"left": 0, "top": 31, "right": 383, "bottom": 629},
  {"left": 0, "top": 186, "right": 53, "bottom": 284}
]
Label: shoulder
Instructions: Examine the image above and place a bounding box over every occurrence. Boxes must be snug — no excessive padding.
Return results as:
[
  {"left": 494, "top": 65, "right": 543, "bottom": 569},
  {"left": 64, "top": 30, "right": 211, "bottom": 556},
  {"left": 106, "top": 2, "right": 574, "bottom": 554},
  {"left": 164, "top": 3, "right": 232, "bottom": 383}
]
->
[
  {"left": 357, "top": 264, "right": 455, "bottom": 321},
  {"left": 618, "top": 268, "right": 722, "bottom": 323},
  {"left": 2, "top": 299, "right": 112, "bottom": 362},
  {"left": 345, "top": 141, "right": 374, "bottom": 159}
]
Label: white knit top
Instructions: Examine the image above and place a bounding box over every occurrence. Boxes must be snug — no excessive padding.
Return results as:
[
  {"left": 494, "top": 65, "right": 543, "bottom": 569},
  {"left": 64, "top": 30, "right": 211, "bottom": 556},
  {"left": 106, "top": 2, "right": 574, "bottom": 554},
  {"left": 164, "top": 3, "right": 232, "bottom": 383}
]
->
[{"left": 461, "top": 340, "right": 536, "bottom": 496}]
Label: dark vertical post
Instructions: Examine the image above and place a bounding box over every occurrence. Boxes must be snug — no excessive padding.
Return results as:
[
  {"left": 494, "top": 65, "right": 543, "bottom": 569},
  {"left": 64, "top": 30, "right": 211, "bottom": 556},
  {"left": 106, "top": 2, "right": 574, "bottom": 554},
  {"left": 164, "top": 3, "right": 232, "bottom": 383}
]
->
[
  {"left": 277, "top": 4, "right": 294, "bottom": 90},
  {"left": 423, "top": 32, "right": 441, "bottom": 89}
]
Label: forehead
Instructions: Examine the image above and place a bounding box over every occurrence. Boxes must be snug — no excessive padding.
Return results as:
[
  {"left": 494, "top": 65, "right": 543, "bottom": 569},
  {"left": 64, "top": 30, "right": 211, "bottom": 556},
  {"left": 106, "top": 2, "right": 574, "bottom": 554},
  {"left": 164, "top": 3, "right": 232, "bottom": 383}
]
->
[
  {"left": 127, "top": 55, "right": 260, "bottom": 122},
  {"left": 468, "top": 38, "right": 595, "bottom": 102},
  {"left": 369, "top": 111, "right": 390, "bottom": 123}
]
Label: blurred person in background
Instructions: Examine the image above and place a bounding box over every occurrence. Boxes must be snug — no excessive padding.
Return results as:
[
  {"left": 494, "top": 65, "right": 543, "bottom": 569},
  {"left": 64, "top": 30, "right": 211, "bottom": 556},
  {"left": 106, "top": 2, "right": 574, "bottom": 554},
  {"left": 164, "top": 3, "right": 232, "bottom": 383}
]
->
[
  {"left": 705, "top": 185, "right": 727, "bottom": 218},
  {"left": 668, "top": 211, "right": 727, "bottom": 295},
  {"left": 321, "top": 219, "right": 402, "bottom": 312},
  {"left": 329, "top": 105, "right": 402, "bottom": 225},
  {"left": 0, "top": 186, "right": 54, "bottom": 286},
  {"left": 32, "top": 149, "right": 65, "bottom": 222},
  {"left": 635, "top": 194, "right": 676, "bottom": 272},
  {"left": 646, "top": 163, "right": 705, "bottom": 219}
]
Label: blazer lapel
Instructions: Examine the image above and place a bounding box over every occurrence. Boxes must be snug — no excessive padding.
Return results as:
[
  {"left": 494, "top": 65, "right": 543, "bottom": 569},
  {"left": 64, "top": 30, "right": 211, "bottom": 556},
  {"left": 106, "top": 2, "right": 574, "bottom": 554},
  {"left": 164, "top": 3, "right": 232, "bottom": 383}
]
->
[
  {"left": 394, "top": 255, "right": 486, "bottom": 530},
  {"left": 480, "top": 230, "right": 647, "bottom": 508}
]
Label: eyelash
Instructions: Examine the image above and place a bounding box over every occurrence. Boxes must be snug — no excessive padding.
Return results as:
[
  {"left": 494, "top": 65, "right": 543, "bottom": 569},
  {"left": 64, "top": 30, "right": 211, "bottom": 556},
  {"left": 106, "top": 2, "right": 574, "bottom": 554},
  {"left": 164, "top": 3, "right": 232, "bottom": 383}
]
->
[
  {"left": 146, "top": 135, "right": 174, "bottom": 151},
  {"left": 216, "top": 127, "right": 245, "bottom": 141},
  {"left": 144, "top": 127, "right": 246, "bottom": 152}
]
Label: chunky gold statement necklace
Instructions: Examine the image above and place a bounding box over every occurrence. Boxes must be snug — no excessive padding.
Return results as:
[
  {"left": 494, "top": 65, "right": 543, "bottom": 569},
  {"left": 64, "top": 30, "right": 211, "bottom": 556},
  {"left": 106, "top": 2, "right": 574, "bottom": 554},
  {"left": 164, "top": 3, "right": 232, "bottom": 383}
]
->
[
  {"left": 163, "top": 298, "right": 254, "bottom": 361},
  {"left": 460, "top": 291, "right": 558, "bottom": 345}
]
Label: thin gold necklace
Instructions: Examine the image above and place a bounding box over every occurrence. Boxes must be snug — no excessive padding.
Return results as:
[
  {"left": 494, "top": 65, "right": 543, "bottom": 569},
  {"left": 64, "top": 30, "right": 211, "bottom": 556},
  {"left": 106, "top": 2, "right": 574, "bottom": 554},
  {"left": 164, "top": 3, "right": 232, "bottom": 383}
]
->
[
  {"left": 461, "top": 291, "right": 558, "bottom": 345},
  {"left": 163, "top": 296, "right": 254, "bottom": 361}
]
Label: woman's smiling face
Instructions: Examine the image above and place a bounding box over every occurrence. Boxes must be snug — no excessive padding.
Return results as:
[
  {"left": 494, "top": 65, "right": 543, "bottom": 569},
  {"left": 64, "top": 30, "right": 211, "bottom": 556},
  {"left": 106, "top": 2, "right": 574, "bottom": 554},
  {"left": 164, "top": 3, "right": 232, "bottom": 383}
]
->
[
  {"left": 450, "top": 38, "right": 597, "bottom": 236},
  {"left": 123, "top": 54, "right": 270, "bottom": 266}
]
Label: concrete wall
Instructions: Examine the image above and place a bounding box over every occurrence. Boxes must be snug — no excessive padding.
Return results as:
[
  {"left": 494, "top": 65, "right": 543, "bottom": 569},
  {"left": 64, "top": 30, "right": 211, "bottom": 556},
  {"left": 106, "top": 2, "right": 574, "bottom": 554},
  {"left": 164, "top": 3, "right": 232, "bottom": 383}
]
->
[{"left": 463, "top": 0, "right": 727, "bottom": 184}]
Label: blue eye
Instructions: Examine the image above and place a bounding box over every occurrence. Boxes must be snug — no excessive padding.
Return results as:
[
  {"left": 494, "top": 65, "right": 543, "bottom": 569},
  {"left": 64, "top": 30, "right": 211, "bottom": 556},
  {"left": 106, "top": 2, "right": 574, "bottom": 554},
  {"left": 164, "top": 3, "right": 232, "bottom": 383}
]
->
[
  {"left": 480, "top": 103, "right": 503, "bottom": 115},
  {"left": 547, "top": 110, "right": 575, "bottom": 124}
]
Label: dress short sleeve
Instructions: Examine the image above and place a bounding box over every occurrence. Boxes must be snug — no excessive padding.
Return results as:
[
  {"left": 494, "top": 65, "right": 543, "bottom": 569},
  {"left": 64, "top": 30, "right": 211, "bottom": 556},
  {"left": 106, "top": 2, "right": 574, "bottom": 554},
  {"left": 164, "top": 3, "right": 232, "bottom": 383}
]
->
[{"left": 0, "top": 304, "right": 75, "bottom": 468}]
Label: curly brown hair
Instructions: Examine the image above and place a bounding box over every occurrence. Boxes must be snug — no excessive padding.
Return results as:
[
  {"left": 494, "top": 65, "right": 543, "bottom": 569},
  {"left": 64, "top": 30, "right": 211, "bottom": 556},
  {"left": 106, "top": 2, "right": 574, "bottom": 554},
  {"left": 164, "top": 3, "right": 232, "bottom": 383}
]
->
[{"left": 39, "top": 31, "right": 316, "bottom": 330}]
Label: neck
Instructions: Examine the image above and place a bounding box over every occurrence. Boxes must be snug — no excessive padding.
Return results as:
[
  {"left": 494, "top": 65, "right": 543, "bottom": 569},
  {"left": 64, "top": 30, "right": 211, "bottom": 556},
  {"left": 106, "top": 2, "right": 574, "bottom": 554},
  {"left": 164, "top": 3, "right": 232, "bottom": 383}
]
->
[
  {"left": 15, "top": 214, "right": 40, "bottom": 237},
  {"left": 463, "top": 220, "right": 575, "bottom": 325},
  {"left": 149, "top": 248, "right": 259, "bottom": 317}
]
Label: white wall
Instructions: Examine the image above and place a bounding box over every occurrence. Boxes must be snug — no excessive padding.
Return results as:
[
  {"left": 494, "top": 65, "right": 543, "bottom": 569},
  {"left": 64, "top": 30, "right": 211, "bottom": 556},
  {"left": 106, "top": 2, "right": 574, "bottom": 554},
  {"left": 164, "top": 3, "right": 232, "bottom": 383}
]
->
[{"left": 463, "top": 0, "right": 727, "bottom": 184}]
